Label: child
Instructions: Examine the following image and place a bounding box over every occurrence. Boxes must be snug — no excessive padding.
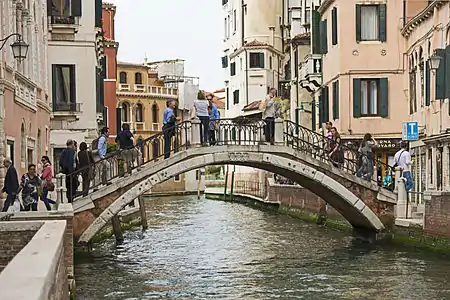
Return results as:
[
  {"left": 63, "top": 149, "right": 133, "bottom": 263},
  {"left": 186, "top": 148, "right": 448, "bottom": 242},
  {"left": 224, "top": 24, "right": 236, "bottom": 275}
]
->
[{"left": 208, "top": 106, "right": 216, "bottom": 145}]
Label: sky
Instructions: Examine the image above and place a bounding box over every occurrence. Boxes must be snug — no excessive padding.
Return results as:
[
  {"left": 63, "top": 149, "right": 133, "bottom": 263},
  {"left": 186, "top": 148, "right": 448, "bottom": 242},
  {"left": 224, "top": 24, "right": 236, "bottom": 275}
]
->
[{"left": 109, "top": 0, "right": 224, "bottom": 92}]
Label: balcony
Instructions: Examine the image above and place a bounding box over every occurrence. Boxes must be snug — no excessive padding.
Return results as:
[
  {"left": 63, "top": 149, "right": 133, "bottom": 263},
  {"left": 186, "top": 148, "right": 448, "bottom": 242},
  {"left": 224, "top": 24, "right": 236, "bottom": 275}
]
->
[
  {"left": 53, "top": 102, "right": 81, "bottom": 112},
  {"left": 134, "top": 84, "right": 146, "bottom": 92},
  {"left": 48, "top": 16, "right": 79, "bottom": 40},
  {"left": 148, "top": 86, "right": 178, "bottom": 97},
  {"left": 299, "top": 54, "right": 322, "bottom": 93},
  {"left": 119, "top": 84, "right": 130, "bottom": 91}
]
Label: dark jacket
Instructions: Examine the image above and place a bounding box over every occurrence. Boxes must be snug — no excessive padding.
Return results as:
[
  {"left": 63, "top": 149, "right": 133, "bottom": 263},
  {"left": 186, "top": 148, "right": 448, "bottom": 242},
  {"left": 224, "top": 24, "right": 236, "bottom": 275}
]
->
[
  {"left": 116, "top": 130, "right": 134, "bottom": 149},
  {"left": 2, "top": 165, "right": 19, "bottom": 195},
  {"left": 59, "top": 147, "right": 76, "bottom": 174},
  {"left": 77, "top": 150, "right": 94, "bottom": 169}
]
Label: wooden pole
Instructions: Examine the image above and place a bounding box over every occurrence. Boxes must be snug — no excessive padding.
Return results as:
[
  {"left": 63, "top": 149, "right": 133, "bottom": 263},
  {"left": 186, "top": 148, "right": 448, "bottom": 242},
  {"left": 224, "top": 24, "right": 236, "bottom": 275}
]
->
[
  {"left": 111, "top": 215, "right": 124, "bottom": 243},
  {"left": 138, "top": 196, "right": 148, "bottom": 230},
  {"left": 197, "top": 170, "right": 201, "bottom": 200}
]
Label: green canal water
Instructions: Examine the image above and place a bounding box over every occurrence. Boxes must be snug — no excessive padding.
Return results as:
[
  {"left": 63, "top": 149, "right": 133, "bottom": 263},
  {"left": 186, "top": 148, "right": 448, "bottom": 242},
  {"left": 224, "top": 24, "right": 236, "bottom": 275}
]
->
[{"left": 75, "top": 195, "right": 450, "bottom": 299}]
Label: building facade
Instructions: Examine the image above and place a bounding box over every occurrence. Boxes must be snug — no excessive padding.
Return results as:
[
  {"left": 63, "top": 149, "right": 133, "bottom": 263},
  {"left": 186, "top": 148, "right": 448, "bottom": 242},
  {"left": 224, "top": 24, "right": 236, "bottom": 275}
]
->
[
  {"left": 47, "top": 0, "right": 104, "bottom": 170},
  {"left": 102, "top": 2, "right": 119, "bottom": 141},
  {"left": 402, "top": 0, "right": 450, "bottom": 206},
  {"left": 0, "top": 0, "right": 51, "bottom": 183},
  {"left": 221, "top": 0, "right": 284, "bottom": 118},
  {"left": 318, "top": 0, "right": 407, "bottom": 172}
]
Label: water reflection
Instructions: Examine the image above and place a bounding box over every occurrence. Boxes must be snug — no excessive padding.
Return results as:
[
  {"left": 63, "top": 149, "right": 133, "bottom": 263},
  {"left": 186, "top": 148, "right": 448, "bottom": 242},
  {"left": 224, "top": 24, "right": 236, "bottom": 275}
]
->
[{"left": 75, "top": 196, "right": 450, "bottom": 299}]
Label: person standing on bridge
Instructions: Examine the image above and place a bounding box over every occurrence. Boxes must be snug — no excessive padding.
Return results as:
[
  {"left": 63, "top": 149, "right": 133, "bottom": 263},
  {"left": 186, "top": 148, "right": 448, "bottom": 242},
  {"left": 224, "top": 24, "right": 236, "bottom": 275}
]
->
[
  {"left": 163, "top": 100, "right": 177, "bottom": 159},
  {"left": 194, "top": 94, "right": 210, "bottom": 146},
  {"left": 329, "top": 127, "right": 344, "bottom": 168},
  {"left": 260, "top": 88, "right": 279, "bottom": 144},
  {"left": 394, "top": 141, "right": 413, "bottom": 192}
]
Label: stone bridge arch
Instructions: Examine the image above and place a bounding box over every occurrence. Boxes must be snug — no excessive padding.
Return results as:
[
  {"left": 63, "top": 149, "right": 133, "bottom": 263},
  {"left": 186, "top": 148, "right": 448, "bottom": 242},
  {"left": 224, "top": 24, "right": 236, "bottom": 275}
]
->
[{"left": 75, "top": 145, "right": 396, "bottom": 244}]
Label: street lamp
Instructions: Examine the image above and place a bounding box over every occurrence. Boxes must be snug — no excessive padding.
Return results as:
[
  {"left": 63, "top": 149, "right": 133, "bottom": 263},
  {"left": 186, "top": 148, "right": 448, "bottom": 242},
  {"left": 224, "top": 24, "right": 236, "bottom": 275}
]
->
[
  {"left": 0, "top": 33, "right": 29, "bottom": 62},
  {"left": 429, "top": 51, "right": 442, "bottom": 72}
]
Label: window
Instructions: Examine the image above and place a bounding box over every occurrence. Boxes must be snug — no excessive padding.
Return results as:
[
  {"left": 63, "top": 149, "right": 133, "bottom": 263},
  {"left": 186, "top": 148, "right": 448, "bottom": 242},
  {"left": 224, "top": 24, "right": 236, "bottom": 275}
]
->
[
  {"left": 136, "top": 103, "right": 143, "bottom": 122},
  {"left": 353, "top": 78, "right": 388, "bottom": 117},
  {"left": 435, "top": 47, "right": 448, "bottom": 100},
  {"left": 224, "top": 17, "right": 227, "bottom": 38},
  {"left": 249, "top": 53, "right": 264, "bottom": 68},
  {"left": 135, "top": 72, "right": 142, "bottom": 84},
  {"left": 230, "top": 62, "right": 236, "bottom": 76},
  {"left": 409, "top": 66, "right": 417, "bottom": 114},
  {"left": 7, "top": 140, "right": 14, "bottom": 165},
  {"left": 151, "top": 103, "right": 159, "bottom": 123},
  {"left": 27, "top": 149, "right": 34, "bottom": 166},
  {"left": 174, "top": 174, "right": 180, "bottom": 182},
  {"left": 21, "top": 123, "right": 26, "bottom": 165},
  {"left": 331, "top": 7, "right": 338, "bottom": 45},
  {"left": 221, "top": 56, "right": 228, "bottom": 68},
  {"left": 356, "top": 4, "right": 386, "bottom": 42},
  {"left": 121, "top": 103, "right": 129, "bottom": 122},
  {"left": 37, "top": 129, "right": 42, "bottom": 158},
  {"left": 53, "top": 148, "right": 64, "bottom": 174},
  {"left": 320, "top": 19, "right": 328, "bottom": 54},
  {"left": 222, "top": 0, "right": 228, "bottom": 5},
  {"left": 305, "top": 9, "right": 311, "bottom": 24},
  {"left": 52, "top": 65, "right": 76, "bottom": 111},
  {"left": 269, "top": 56, "right": 272, "bottom": 69},
  {"left": 47, "top": 0, "right": 82, "bottom": 23},
  {"left": 119, "top": 72, "right": 127, "bottom": 84},
  {"left": 332, "top": 80, "right": 339, "bottom": 119},
  {"left": 233, "top": 10, "right": 237, "bottom": 32},
  {"left": 233, "top": 90, "right": 239, "bottom": 104}
]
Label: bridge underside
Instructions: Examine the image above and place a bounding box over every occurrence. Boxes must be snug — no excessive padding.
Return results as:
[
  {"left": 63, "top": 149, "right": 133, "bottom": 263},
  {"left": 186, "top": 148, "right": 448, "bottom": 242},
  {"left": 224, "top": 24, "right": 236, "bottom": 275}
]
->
[{"left": 73, "top": 145, "right": 396, "bottom": 243}]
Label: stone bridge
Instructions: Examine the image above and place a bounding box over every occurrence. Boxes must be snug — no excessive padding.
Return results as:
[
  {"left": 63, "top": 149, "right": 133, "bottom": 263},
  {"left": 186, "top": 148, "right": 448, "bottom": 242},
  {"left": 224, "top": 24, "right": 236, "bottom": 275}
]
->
[{"left": 62, "top": 118, "right": 397, "bottom": 244}]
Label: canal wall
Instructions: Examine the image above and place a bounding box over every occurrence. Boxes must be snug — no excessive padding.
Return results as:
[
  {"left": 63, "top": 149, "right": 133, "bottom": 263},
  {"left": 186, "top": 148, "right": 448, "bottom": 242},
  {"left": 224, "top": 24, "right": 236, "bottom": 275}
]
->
[{"left": 0, "top": 220, "right": 69, "bottom": 299}]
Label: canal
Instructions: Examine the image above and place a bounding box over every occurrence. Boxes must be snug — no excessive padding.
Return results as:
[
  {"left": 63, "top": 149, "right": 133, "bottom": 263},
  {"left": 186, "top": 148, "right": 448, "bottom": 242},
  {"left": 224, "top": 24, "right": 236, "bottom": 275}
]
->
[{"left": 75, "top": 195, "right": 450, "bottom": 299}]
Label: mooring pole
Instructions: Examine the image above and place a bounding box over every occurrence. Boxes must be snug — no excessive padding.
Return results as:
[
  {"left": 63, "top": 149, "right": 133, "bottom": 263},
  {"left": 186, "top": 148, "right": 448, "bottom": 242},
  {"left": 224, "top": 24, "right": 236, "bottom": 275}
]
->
[
  {"left": 138, "top": 196, "right": 148, "bottom": 230},
  {"left": 223, "top": 165, "right": 229, "bottom": 200},
  {"left": 230, "top": 165, "right": 236, "bottom": 201},
  {"left": 111, "top": 215, "right": 124, "bottom": 243}
]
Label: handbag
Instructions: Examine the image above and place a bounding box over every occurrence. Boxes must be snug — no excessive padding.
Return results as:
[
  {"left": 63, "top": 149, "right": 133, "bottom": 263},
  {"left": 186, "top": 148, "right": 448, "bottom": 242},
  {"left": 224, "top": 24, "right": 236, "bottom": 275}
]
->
[{"left": 46, "top": 181, "right": 55, "bottom": 192}]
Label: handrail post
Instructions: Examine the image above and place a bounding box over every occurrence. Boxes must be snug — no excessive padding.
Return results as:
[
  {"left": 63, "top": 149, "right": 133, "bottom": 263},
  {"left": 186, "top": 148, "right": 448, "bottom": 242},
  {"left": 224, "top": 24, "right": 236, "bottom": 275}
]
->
[
  {"left": 56, "top": 173, "right": 67, "bottom": 204},
  {"left": 190, "top": 118, "right": 201, "bottom": 147},
  {"left": 274, "top": 118, "right": 284, "bottom": 146}
]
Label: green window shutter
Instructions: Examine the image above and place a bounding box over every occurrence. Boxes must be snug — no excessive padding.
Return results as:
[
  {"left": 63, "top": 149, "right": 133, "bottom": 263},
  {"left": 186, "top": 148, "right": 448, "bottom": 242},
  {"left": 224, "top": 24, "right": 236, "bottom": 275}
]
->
[
  {"left": 320, "top": 19, "right": 328, "bottom": 54},
  {"left": 323, "top": 86, "right": 329, "bottom": 122},
  {"left": 311, "top": 10, "right": 321, "bottom": 54},
  {"left": 318, "top": 92, "right": 323, "bottom": 126},
  {"left": 425, "top": 60, "right": 431, "bottom": 106},
  {"left": 435, "top": 48, "right": 446, "bottom": 100},
  {"left": 51, "top": 65, "right": 57, "bottom": 108},
  {"left": 72, "top": 0, "right": 82, "bottom": 17},
  {"left": 446, "top": 46, "right": 450, "bottom": 99},
  {"left": 333, "top": 80, "right": 339, "bottom": 119},
  {"left": 311, "top": 99, "right": 316, "bottom": 130},
  {"left": 331, "top": 7, "right": 338, "bottom": 45},
  {"left": 378, "top": 4, "right": 387, "bottom": 42},
  {"left": 353, "top": 79, "right": 361, "bottom": 118},
  {"left": 95, "top": 0, "right": 102, "bottom": 23},
  {"left": 355, "top": 5, "right": 361, "bottom": 42},
  {"left": 259, "top": 53, "right": 265, "bottom": 68},
  {"left": 379, "top": 78, "right": 389, "bottom": 117}
]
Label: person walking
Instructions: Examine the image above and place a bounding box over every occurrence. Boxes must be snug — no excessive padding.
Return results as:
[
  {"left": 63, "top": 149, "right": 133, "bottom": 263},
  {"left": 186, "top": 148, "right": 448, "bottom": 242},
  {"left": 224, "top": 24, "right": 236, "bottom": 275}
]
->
[
  {"left": 77, "top": 142, "right": 95, "bottom": 196},
  {"left": 1, "top": 158, "right": 19, "bottom": 212},
  {"left": 329, "top": 127, "right": 344, "bottom": 168},
  {"left": 194, "top": 96, "right": 210, "bottom": 146},
  {"left": 260, "top": 88, "right": 278, "bottom": 144},
  {"left": 208, "top": 106, "right": 217, "bottom": 145},
  {"left": 97, "top": 127, "right": 112, "bottom": 185},
  {"left": 357, "top": 133, "right": 377, "bottom": 180},
  {"left": 116, "top": 123, "right": 136, "bottom": 175},
  {"left": 59, "top": 139, "right": 76, "bottom": 202},
  {"left": 163, "top": 100, "right": 176, "bottom": 159},
  {"left": 40, "top": 156, "right": 56, "bottom": 210},
  {"left": 19, "top": 164, "right": 42, "bottom": 211},
  {"left": 394, "top": 141, "right": 413, "bottom": 191}
]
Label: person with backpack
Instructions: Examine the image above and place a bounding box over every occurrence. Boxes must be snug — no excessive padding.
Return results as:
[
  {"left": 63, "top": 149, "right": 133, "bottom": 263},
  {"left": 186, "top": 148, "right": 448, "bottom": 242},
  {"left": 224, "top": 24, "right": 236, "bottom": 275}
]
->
[
  {"left": 96, "top": 127, "right": 111, "bottom": 185},
  {"left": 59, "top": 139, "right": 77, "bottom": 202},
  {"left": 116, "top": 123, "right": 136, "bottom": 175},
  {"left": 394, "top": 141, "right": 413, "bottom": 191},
  {"left": 356, "top": 133, "right": 377, "bottom": 180}
]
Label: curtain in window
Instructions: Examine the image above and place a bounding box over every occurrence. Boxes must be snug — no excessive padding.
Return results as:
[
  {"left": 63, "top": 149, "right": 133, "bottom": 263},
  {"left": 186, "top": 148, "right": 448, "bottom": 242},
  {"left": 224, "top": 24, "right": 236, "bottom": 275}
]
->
[
  {"left": 369, "top": 80, "right": 378, "bottom": 114},
  {"left": 136, "top": 104, "right": 143, "bottom": 122},
  {"left": 121, "top": 103, "right": 128, "bottom": 122},
  {"left": 361, "top": 6, "right": 378, "bottom": 40},
  {"left": 361, "top": 80, "right": 368, "bottom": 115},
  {"left": 56, "top": 67, "right": 71, "bottom": 104},
  {"left": 51, "top": 0, "right": 71, "bottom": 17}
]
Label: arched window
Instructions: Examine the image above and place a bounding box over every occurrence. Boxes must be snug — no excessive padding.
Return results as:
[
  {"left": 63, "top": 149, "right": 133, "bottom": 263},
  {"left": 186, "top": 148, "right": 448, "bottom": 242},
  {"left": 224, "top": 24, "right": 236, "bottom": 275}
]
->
[
  {"left": 21, "top": 123, "right": 26, "bottom": 163},
  {"left": 135, "top": 72, "right": 142, "bottom": 84},
  {"left": 121, "top": 103, "right": 129, "bottom": 122},
  {"left": 119, "top": 72, "right": 127, "bottom": 84},
  {"left": 152, "top": 103, "right": 159, "bottom": 123},
  {"left": 136, "top": 103, "right": 143, "bottom": 122},
  {"left": 37, "top": 129, "right": 42, "bottom": 158}
]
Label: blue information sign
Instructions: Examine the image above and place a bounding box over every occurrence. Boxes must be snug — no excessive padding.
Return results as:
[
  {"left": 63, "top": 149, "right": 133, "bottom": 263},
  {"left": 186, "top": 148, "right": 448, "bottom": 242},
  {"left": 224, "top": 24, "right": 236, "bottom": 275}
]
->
[{"left": 402, "top": 122, "right": 419, "bottom": 141}]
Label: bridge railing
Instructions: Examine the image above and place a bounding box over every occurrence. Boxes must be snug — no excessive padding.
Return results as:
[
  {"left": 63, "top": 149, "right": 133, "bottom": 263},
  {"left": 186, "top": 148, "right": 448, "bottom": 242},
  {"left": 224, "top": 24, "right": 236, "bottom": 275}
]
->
[
  {"left": 283, "top": 120, "right": 395, "bottom": 188},
  {"left": 234, "top": 180, "right": 266, "bottom": 199}
]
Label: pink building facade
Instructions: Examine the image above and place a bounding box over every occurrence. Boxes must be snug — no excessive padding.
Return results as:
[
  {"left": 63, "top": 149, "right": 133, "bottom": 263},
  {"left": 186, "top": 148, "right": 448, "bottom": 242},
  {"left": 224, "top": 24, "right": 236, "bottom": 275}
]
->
[{"left": 0, "top": 0, "right": 51, "bottom": 197}]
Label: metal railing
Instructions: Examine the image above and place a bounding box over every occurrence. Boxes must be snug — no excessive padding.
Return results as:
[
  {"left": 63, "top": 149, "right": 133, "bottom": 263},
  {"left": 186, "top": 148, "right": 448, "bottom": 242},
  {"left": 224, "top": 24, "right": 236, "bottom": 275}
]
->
[
  {"left": 62, "top": 118, "right": 396, "bottom": 202},
  {"left": 234, "top": 181, "right": 266, "bottom": 199}
]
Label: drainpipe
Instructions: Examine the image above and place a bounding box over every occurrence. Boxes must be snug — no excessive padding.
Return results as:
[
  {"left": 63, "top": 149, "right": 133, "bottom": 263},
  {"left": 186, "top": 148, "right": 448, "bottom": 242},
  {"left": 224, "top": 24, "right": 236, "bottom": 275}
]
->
[
  {"left": 242, "top": 0, "right": 249, "bottom": 105},
  {"left": 244, "top": 48, "right": 249, "bottom": 105},
  {"left": 403, "top": 0, "right": 406, "bottom": 27}
]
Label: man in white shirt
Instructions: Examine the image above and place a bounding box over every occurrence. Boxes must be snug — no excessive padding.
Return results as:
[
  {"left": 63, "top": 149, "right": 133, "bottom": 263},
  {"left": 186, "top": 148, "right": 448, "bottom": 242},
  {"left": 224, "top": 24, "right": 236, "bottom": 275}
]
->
[{"left": 394, "top": 141, "right": 413, "bottom": 191}]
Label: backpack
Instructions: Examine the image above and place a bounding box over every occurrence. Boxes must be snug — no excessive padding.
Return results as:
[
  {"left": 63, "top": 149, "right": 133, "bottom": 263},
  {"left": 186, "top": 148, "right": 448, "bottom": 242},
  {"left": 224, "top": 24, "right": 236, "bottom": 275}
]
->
[
  {"left": 117, "top": 131, "right": 133, "bottom": 149},
  {"left": 91, "top": 137, "right": 99, "bottom": 155}
]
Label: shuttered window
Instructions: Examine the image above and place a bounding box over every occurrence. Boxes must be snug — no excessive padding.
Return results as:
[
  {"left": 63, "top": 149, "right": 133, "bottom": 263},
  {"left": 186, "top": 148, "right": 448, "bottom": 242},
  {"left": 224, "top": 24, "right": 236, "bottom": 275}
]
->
[
  {"left": 332, "top": 80, "right": 339, "bottom": 119},
  {"left": 311, "top": 10, "right": 321, "bottom": 54},
  {"left": 249, "top": 53, "right": 264, "bottom": 68},
  {"left": 230, "top": 62, "right": 236, "bottom": 76},
  {"left": 233, "top": 90, "right": 240, "bottom": 104},
  {"left": 320, "top": 19, "right": 328, "bottom": 54},
  {"left": 353, "top": 78, "right": 388, "bottom": 117},
  {"left": 331, "top": 7, "right": 338, "bottom": 45},
  {"left": 425, "top": 60, "right": 431, "bottom": 106},
  {"left": 221, "top": 56, "right": 228, "bottom": 68},
  {"left": 356, "top": 4, "right": 386, "bottom": 42}
]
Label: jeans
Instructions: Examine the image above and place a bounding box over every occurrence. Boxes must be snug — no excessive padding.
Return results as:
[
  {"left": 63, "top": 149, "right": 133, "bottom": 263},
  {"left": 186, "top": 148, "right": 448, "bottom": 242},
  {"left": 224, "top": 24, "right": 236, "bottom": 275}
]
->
[
  {"left": 198, "top": 116, "right": 209, "bottom": 145},
  {"left": 41, "top": 187, "right": 56, "bottom": 211},
  {"left": 209, "top": 130, "right": 216, "bottom": 145},
  {"left": 65, "top": 174, "right": 78, "bottom": 203},
  {"left": 403, "top": 171, "right": 414, "bottom": 191},
  {"left": 264, "top": 117, "right": 275, "bottom": 143},
  {"left": 163, "top": 130, "right": 172, "bottom": 159},
  {"left": 81, "top": 171, "right": 90, "bottom": 196}
]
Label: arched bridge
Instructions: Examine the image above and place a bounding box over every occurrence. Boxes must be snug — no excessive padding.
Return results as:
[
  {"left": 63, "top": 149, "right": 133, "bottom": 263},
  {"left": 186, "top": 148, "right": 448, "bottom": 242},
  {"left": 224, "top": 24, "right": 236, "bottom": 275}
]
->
[{"left": 61, "top": 118, "right": 397, "bottom": 244}]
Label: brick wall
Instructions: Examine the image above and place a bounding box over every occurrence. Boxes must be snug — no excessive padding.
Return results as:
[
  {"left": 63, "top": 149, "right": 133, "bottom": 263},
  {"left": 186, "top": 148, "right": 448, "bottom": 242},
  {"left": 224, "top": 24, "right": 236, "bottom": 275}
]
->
[
  {"left": 424, "top": 192, "right": 450, "bottom": 238},
  {"left": 0, "top": 230, "right": 36, "bottom": 272},
  {"left": 151, "top": 174, "right": 186, "bottom": 193},
  {"left": 268, "top": 180, "right": 345, "bottom": 221}
]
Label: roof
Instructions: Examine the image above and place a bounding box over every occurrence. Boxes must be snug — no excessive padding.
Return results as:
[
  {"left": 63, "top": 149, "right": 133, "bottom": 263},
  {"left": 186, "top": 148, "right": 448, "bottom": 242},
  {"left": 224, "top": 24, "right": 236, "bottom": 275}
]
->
[
  {"left": 293, "top": 32, "right": 310, "bottom": 40},
  {"left": 213, "top": 99, "right": 225, "bottom": 109},
  {"left": 243, "top": 100, "right": 262, "bottom": 111},
  {"left": 117, "top": 61, "right": 146, "bottom": 68},
  {"left": 244, "top": 40, "right": 269, "bottom": 47},
  {"left": 214, "top": 88, "right": 225, "bottom": 93}
]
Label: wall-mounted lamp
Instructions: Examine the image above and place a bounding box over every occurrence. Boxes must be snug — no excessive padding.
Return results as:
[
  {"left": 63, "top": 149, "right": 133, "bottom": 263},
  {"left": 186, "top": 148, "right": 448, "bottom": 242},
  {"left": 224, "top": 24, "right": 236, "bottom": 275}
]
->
[
  {"left": 429, "top": 51, "right": 442, "bottom": 72},
  {"left": 0, "top": 33, "right": 29, "bottom": 62}
]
